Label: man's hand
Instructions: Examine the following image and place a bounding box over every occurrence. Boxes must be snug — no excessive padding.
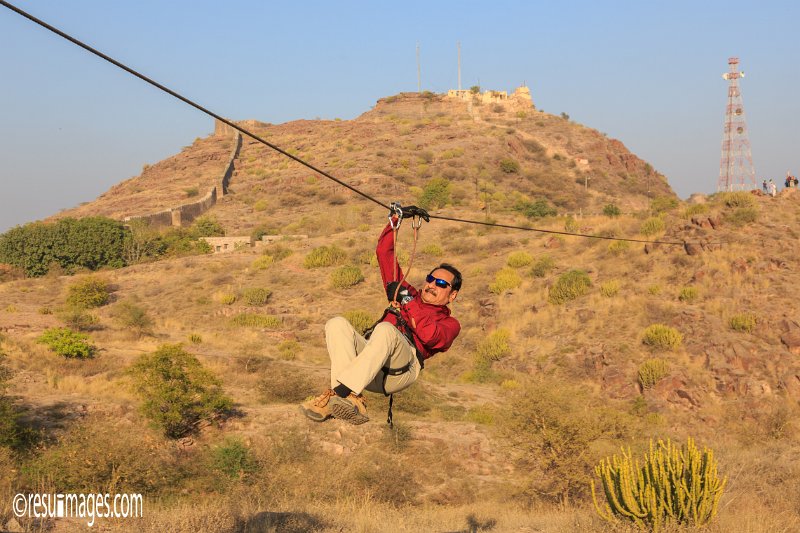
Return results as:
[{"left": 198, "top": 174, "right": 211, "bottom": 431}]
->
[
  {"left": 386, "top": 281, "right": 413, "bottom": 304},
  {"left": 400, "top": 205, "right": 430, "bottom": 222}
]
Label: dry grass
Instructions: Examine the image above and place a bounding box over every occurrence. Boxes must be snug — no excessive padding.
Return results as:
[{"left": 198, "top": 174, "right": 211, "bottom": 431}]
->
[{"left": 2, "top": 105, "right": 800, "bottom": 531}]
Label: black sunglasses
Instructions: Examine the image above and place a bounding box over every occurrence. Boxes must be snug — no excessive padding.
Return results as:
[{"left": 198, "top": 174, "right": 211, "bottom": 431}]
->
[{"left": 426, "top": 274, "right": 452, "bottom": 289}]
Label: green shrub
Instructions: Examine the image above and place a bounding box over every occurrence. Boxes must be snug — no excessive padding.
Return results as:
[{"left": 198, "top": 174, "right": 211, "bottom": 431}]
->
[
  {"left": 678, "top": 286, "right": 698, "bottom": 303},
  {"left": 0, "top": 217, "right": 126, "bottom": 277},
  {"left": 185, "top": 187, "right": 199, "bottom": 198},
  {"left": 724, "top": 207, "right": 758, "bottom": 227},
  {"left": 489, "top": 267, "right": 522, "bottom": 294},
  {"left": 517, "top": 199, "right": 557, "bottom": 219},
  {"left": 647, "top": 285, "right": 662, "bottom": 295},
  {"left": 564, "top": 217, "right": 579, "bottom": 233},
  {"left": 303, "top": 245, "right": 347, "bottom": 268},
  {"left": 729, "top": 312, "right": 757, "bottom": 333},
  {"left": 112, "top": 301, "right": 154, "bottom": 337},
  {"left": 231, "top": 314, "right": 282, "bottom": 328},
  {"left": 499, "top": 158, "right": 520, "bottom": 174},
  {"left": 57, "top": 306, "right": 98, "bottom": 331},
  {"left": 476, "top": 329, "right": 511, "bottom": 361},
  {"left": 638, "top": 358, "right": 669, "bottom": 389},
  {"left": 210, "top": 437, "right": 259, "bottom": 480},
  {"left": 639, "top": 217, "right": 665, "bottom": 236},
  {"left": 422, "top": 244, "right": 443, "bottom": 256},
  {"left": 683, "top": 203, "right": 709, "bottom": 218},
  {"left": 642, "top": 324, "right": 682, "bottom": 350},
  {"left": 418, "top": 177, "right": 452, "bottom": 210},
  {"left": 277, "top": 340, "right": 300, "bottom": 361},
  {"left": 592, "top": 438, "right": 726, "bottom": 529},
  {"left": 600, "top": 280, "right": 620, "bottom": 297},
  {"left": 216, "top": 292, "right": 237, "bottom": 305},
  {"left": 129, "top": 344, "right": 232, "bottom": 439},
  {"left": 251, "top": 255, "right": 274, "bottom": 270},
  {"left": 463, "top": 356, "right": 498, "bottom": 384},
  {"left": 548, "top": 270, "right": 591, "bottom": 304},
  {"left": 188, "top": 333, "right": 203, "bottom": 344},
  {"left": 607, "top": 240, "right": 629, "bottom": 255},
  {"left": 530, "top": 256, "right": 555, "bottom": 278},
  {"left": 241, "top": 288, "right": 272, "bottom": 306},
  {"left": 465, "top": 405, "right": 495, "bottom": 425},
  {"left": 330, "top": 265, "right": 364, "bottom": 289},
  {"left": 507, "top": 381, "right": 634, "bottom": 503},
  {"left": 191, "top": 215, "right": 225, "bottom": 238},
  {"left": 66, "top": 276, "right": 111, "bottom": 309},
  {"left": 721, "top": 190, "right": 755, "bottom": 208},
  {"left": 261, "top": 244, "right": 292, "bottom": 261},
  {"left": 603, "top": 204, "right": 621, "bottom": 217},
  {"left": 507, "top": 251, "right": 533, "bottom": 268},
  {"left": 151, "top": 227, "right": 212, "bottom": 258},
  {"left": 343, "top": 310, "right": 375, "bottom": 335},
  {"left": 37, "top": 327, "right": 96, "bottom": 359},
  {"left": 650, "top": 196, "right": 679, "bottom": 214}
]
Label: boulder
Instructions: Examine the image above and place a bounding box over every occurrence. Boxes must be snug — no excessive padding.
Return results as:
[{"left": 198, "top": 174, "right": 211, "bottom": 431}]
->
[{"left": 781, "top": 330, "right": 800, "bottom": 355}]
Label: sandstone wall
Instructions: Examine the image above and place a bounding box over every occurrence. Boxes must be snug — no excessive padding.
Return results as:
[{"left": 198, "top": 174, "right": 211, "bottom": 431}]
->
[{"left": 124, "top": 131, "right": 242, "bottom": 228}]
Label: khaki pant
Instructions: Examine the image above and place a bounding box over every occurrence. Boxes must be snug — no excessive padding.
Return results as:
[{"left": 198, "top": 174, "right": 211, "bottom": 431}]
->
[{"left": 325, "top": 316, "right": 420, "bottom": 395}]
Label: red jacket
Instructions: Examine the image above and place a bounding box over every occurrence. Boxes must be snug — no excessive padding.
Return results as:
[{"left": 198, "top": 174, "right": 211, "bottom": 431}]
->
[{"left": 376, "top": 221, "right": 461, "bottom": 360}]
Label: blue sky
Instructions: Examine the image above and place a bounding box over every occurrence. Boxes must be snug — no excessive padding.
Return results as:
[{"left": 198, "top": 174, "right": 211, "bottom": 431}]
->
[{"left": 2, "top": 1, "right": 799, "bottom": 232}]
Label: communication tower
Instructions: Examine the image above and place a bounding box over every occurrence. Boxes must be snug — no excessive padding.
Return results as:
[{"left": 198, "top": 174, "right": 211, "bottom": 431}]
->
[{"left": 718, "top": 57, "right": 756, "bottom": 191}]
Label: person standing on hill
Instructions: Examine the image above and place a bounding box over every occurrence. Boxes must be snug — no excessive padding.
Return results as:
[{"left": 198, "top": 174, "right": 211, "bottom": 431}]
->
[
  {"left": 769, "top": 179, "right": 777, "bottom": 197},
  {"left": 300, "top": 205, "right": 462, "bottom": 425}
]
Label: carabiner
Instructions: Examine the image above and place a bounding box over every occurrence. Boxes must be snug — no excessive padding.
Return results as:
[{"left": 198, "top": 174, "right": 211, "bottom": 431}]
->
[{"left": 389, "top": 202, "right": 403, "bottom": 229}]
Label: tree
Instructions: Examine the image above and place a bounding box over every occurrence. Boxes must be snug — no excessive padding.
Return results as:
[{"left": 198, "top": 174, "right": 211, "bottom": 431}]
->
[
  {"left": 0, "top": 217, "right": 125, "bottom": 277},
  {"left": 129, "top": 344, "right": 232, "bottom": 439}
]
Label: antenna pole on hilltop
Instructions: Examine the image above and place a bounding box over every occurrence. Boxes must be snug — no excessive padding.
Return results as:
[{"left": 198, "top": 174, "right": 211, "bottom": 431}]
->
[
  {"left": 416, "top": 43, "right": 421, "bottom": 93},
  {"left": 718, "top": 57, "right": 756, "bottom": 191},
  {"left": 457, "top": 41, "right": 461, "bottom": 91}
]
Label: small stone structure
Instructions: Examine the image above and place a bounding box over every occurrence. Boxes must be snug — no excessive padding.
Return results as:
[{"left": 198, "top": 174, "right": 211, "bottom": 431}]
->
[
  {"left": 203, "top": 236, "right": 253, "bottom": 253},
  {"left": 202, "top": 234, "right": 309, "bottom": 254},
  {"left": 447, "top": 85, "right": 534, "bottom": 109},
  {"left": 123, "top": 129, "right": 242, "bottom": 228}
]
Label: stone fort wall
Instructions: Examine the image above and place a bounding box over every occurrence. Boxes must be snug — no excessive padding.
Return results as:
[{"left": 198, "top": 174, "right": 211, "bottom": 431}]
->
[{"left": 124, "top": 128, "right": 242, "bottom": 228}]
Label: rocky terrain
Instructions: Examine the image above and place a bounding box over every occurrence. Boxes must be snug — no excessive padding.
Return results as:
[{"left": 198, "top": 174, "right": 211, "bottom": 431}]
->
[{"left": 2, "top": 92, "right": 799, "bottom": 532}]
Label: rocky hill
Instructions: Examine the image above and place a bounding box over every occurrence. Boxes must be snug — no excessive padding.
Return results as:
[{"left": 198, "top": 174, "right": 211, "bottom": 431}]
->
[
  {"left": 2, "top": 92, "right": 799, "bottom": 532},
  {"left": 54, "top": 90, "right": 673, "bottom": 234}
]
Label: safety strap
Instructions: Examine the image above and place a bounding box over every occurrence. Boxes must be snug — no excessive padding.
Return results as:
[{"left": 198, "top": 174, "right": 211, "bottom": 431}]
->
[{"left": 378, "top": 208, "right": 425, "bottom": 428}]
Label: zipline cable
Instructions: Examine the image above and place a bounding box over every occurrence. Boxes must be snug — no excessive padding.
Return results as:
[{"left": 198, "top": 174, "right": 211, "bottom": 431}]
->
[
  {"left": 1, "top": 0, "right": 717, "bottom": 249},
  {"left": 428, "top": 214, "right": 692, "bottom": 245}
]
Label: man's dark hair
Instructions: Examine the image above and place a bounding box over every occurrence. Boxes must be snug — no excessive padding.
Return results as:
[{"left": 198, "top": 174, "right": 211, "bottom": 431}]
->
[{"left": 433, "top": 263, "right": 462, "bottom": 292}]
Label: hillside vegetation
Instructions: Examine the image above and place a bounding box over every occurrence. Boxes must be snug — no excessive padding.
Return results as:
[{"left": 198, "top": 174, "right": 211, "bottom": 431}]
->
[{"left": 1, "top": 93, "right": 799, "bottom": 532}]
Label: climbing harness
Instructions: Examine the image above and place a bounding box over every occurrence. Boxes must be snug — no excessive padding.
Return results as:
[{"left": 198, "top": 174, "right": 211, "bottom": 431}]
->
[{"left": 362, "top": 204, "right": 426, "bottom": 427}]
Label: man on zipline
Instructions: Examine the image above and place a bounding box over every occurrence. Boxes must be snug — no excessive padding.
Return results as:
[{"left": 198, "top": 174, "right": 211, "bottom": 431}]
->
[{"left": 300, "top": 204, "right": 462, "bottom": 425}]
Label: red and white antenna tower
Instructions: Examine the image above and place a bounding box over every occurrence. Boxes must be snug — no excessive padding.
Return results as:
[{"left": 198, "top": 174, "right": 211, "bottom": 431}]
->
[{"left": 718, "top": 57, "right": 756, "bottom": 191}]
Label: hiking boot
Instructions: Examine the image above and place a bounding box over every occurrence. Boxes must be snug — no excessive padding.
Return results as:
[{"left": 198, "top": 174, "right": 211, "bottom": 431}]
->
[
  {"left": 299, "top": 389, "right": 335, "bottom": 422},
  {"left": 329, "top": 393, "right": 369, "bottom": 425}
]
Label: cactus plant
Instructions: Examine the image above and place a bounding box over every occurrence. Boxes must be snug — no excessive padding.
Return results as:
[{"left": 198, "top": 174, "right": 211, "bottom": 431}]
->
[{"left": 591, "top": 438, "right": 726, "bottom": 531}]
